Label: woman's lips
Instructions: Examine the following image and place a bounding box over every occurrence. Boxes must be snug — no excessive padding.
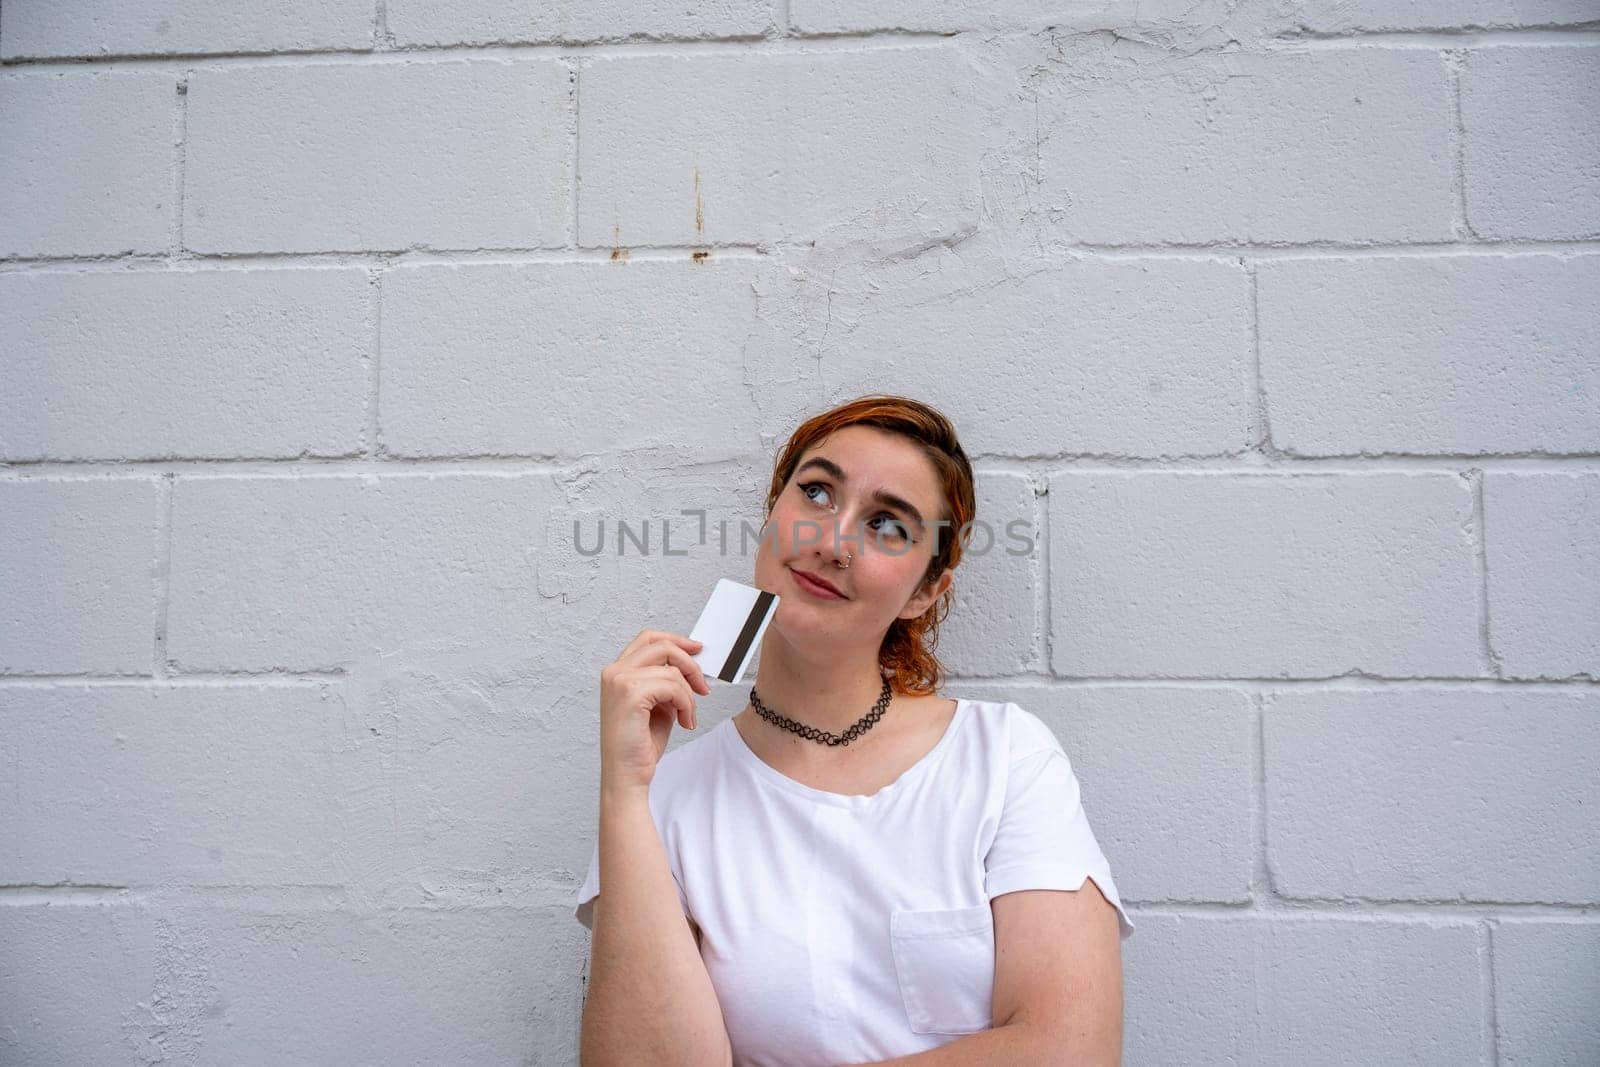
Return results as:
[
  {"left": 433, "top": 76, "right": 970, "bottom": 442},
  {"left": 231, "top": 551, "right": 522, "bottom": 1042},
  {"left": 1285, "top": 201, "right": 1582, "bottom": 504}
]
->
[{"left": 790, "top": 567, "right": 846, "bottom": 600}]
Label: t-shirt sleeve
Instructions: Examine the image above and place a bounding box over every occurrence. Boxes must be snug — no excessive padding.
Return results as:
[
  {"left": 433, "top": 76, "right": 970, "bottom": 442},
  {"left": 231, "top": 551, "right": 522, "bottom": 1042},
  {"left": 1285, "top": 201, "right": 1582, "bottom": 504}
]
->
[
  {"left": 983, "top": 744, "right": 1136, "bottom": 942},
  {"left": 572, "top": 820, "right": 693, "bottom": 932}
]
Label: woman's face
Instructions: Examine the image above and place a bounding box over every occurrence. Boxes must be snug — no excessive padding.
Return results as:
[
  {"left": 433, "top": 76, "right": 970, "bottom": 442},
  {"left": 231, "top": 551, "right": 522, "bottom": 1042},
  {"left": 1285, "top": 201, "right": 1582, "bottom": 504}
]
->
[{"left": 754, "top": 424, "right": 953, "bottom": 655}]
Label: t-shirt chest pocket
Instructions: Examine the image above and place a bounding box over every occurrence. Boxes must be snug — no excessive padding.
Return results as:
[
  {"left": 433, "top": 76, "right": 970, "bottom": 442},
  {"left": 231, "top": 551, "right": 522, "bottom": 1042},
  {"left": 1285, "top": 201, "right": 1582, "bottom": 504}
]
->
[{"left": 888, "top": 902, "right": 996, "bottom": 1035}]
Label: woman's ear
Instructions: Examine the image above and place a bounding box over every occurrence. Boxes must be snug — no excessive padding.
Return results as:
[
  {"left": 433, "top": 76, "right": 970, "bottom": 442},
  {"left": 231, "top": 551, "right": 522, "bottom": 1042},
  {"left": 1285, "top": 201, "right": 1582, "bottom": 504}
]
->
[{"left": 899, "top": 568, "right": 953, "bottom": 621}]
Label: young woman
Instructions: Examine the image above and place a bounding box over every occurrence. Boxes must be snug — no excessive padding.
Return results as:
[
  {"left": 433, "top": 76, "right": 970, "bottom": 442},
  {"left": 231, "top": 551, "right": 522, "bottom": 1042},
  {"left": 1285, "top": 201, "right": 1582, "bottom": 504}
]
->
[{"left": 576, "top": 395, "right": 1134, "bottom": 1066}]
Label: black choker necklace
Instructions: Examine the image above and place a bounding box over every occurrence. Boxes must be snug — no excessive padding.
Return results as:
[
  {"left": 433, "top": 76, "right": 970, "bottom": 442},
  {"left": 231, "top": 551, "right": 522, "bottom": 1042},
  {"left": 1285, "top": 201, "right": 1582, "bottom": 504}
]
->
[{"left": 749, "top": 677, "right": 894, "bottom": 747}]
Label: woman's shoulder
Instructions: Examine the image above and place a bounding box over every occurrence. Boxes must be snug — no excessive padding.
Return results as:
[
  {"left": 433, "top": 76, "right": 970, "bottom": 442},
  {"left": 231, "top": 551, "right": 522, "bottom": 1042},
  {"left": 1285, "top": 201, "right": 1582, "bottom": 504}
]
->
[{"left": 952, "top": 695, "right": 1067, "bottom": 765}]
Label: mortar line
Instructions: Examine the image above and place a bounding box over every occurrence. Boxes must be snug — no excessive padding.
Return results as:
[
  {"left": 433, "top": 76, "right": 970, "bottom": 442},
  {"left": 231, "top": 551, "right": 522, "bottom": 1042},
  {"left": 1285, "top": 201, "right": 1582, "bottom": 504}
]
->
[
  {"left": 1482, "top": 921, "right": 1499, "bottom": 1065},
  {"left": 1446, "top": 49, "right": 1477, "bottom": 240},
  {"left": 0, "top": 673, "right": 342, "bottom": 687},
  {"left": 968, "top": 454, "right": 1600, "bottom": 470},
  {"left": 7, "top": 241, "right": 1600, "bottom": 273},
  {"left": 0, "top": 246, "right": 772, "bottom": 270},
  {"left": 1034, "top": 475, "right": 1050, "bottom": 675},
  {"left": 3, "top": 25, "right": 1596, "bottom": 72},
  {"left": 7, "top": 456, "right": 1600, "bottom": 480},
  {"left": 1245, "top": 257, "right": 1275, "bottom": 456},
  {"left": 1253, "top": 690, "right": 1271, "bottom": 902},
  {"left": 0, "top": 887, "right": 133, "bottom": 906},
  {"left": 1264, "top": 27, "right": 1600, "bottom": 48},
  {"left": 154, "top": 474, "right": 175, "bottom": 677},
  {"left": 171, "top": 72, "right": 190, "bottom": 253},
  {"left": 1470, "top": 468, "right": 1504, "bottom": 678},
  {"left": 365, "top": 267, "right": 383, "bottom": 459},
  {"left": 0, "top": 32, "right": 960, "bottom": 71},
  {"left": 1059, "top": 240, "right": 1600, "bottom": 257},
  {"left": 9, "top": 684, "right": 17, "bottom": 853},
  {"left": 1129, "top": 900, "right": 1600, "bottom": 918},
  {"left": 567, "top": 57, "right": 580, "bottom": 249}
]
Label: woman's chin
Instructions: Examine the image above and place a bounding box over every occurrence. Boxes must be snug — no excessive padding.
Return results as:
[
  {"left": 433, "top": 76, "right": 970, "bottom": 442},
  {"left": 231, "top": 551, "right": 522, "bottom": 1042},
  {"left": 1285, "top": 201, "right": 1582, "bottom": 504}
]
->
[{"left": 769, "top": 613, "right": 870, "bottom": 657}]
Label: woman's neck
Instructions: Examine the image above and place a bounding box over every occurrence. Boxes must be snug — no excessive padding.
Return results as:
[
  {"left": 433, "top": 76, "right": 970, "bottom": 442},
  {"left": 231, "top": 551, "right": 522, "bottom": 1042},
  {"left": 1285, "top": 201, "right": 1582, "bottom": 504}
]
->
[{"left": 742, "top": 632, "right": 892, "bottom": 738}]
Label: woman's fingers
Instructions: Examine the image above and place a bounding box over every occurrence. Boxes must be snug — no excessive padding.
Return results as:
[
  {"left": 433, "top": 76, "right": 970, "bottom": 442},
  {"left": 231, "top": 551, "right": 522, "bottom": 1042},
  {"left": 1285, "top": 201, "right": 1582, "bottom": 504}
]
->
[
  {"left": 599, "top": 631, "right": 708, "bottom": 794},
  {"left": 640, "top": 665, "right": 699, "bottom": 730},
  {"left": 620, "top": 628, "right": 702, "bottom": 662},
  {"left": 622, "top": 635, "right": 710, "bottom": 696}
]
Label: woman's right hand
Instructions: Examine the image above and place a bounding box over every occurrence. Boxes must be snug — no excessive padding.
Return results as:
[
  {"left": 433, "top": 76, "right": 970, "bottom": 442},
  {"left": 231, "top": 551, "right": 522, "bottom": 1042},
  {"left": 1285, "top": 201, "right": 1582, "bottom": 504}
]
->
[{"left": 599, "top": 629, "right": 713, "bottom": 795}]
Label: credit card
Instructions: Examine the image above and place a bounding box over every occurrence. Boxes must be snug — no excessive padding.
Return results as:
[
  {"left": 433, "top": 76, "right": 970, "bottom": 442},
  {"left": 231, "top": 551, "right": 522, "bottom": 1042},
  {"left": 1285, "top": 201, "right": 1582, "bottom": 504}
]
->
[{"left": 689, "top": 578, "right": 780, "bottom": 685}]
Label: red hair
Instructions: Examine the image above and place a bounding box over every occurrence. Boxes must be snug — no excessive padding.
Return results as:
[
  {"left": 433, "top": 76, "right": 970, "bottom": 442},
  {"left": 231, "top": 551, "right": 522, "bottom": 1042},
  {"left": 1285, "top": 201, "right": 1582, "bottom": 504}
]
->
[{"left": 764, "top": 395, "right": 977, "bottom": 697}]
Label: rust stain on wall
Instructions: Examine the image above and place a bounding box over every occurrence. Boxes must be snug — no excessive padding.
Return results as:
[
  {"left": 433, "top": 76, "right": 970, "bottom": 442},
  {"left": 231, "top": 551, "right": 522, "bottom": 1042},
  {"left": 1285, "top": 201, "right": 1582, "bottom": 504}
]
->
[
  {"left": 694, "top": 166, "right": 704, "bottom": 235},
  {"left": 692, "top": 166, "right": 709, "bottom": 262}
]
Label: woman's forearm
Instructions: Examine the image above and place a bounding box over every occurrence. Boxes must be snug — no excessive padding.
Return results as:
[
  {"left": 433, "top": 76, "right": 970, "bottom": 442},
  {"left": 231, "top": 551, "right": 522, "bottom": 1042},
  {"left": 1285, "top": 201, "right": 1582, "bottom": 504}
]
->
[
  {"left": 836, "top": 1018, "right": 1118, "bottom": 1067},
  {"left": 580, "top": 783, "right": 733, "bottom": 1067}
]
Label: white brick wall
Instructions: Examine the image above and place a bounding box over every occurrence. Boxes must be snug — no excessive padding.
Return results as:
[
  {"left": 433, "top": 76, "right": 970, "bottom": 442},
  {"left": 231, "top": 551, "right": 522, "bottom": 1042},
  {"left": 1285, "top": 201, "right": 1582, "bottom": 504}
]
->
[
  {"left": 0, "top": 70, "right": 174, "bottom": 257},
  {"left": 184, "top": 59, "right": 573, "bottom": 253},
  {"left": 2, "top": 2, "right": 1596, "bottom": 1063}
]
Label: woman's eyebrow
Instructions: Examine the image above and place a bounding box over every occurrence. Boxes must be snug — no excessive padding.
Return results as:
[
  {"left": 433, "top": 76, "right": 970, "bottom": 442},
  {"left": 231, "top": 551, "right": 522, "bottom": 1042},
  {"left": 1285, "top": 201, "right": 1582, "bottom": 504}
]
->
[{"left": 795, "top": 456, "right": 927, "bottom": 532}]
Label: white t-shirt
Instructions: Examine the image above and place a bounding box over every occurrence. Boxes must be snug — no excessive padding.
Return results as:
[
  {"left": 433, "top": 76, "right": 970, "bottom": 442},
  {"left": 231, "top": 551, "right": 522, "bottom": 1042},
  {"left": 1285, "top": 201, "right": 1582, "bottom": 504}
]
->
[{"left": 573, "top": 697, "right": 1135, "bottom": 1066}]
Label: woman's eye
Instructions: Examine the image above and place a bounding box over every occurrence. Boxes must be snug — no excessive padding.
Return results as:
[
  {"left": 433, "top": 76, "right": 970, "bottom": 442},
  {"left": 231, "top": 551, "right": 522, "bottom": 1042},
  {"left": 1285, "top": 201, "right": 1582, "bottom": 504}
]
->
[
  {"left": 799, "top": 483, "right": 913, "bottom": 543},
  {"left": 871, "top": 516, "right": 912, "bottom": 543},
  {"left": 799, "top": 482, "right": 831, "bottom": 506}
]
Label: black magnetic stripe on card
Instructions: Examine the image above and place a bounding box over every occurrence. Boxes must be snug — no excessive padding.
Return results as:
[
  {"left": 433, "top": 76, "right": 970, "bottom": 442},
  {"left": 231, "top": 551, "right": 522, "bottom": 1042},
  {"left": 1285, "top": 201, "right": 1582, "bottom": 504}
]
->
[{"left": 719, "top": 590, "right": 775, "bottom": 682}]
